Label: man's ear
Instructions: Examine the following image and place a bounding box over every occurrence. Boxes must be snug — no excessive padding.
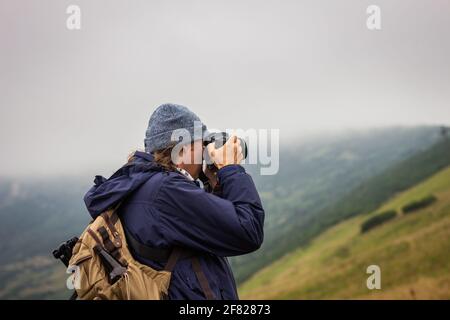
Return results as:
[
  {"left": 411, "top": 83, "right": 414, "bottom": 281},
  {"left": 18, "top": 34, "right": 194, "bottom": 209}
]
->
[
  {"left": 181, "top": 144, "right": 190, "bottom": 154},
  {"left": 179, "top": 144, "right": 191, "bottom": 162}
]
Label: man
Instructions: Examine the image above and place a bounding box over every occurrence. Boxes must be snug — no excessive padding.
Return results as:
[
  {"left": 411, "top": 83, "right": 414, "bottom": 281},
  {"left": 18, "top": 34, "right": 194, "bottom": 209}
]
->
[{"left": 84, "top": 103, "right": 265, "bottom": 299}]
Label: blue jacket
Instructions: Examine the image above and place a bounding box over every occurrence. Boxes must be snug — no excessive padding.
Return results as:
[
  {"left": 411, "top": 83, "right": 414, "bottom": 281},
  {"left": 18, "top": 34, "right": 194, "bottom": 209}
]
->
[{"left": 83, "top": 151, "right": 265, "bottom": 300}]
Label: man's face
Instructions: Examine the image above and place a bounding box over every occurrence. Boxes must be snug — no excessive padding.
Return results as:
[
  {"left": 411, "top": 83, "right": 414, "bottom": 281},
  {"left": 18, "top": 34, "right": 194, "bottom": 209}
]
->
[{"left": 179, "top": 139, "right": 204, "bottom": 179}]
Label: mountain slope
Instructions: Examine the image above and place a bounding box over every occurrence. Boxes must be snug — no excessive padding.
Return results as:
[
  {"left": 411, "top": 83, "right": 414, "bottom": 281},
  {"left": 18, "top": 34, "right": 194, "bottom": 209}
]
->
[
  {"left": 232, "top": 132, "right": 450, "bottom": 284},
  {"left": 239, "top": 165, "right": 450, "bottom": 299},
  {"left": 0, "top": 126, "right": 446, "bottom": 299}
]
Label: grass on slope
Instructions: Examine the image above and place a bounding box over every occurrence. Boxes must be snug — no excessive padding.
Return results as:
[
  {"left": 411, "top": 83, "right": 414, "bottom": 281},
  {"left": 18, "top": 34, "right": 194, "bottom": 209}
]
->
[
  {"left": 239, "top": 166, "right": 450, "bottom": 299},
  {"left": 0, "top": 256, "right": 68, "bottom": 299}
]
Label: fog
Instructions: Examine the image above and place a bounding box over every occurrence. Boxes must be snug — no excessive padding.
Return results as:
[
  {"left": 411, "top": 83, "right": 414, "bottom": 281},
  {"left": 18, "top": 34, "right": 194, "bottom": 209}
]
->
[{"left": 1, "top": 0, "right": 449, "bottom": 177}]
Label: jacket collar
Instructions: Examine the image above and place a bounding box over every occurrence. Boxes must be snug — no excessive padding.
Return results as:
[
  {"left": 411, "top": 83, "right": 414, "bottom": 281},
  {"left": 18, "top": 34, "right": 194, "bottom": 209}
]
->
[
  {"left": 134, "top": 150, "right": 200, "bottom": 186},
  {"left": 176, "top": 167, "right": 195, "bottom": 181},
  {"left": 133, "top": 150, "right": 154, "bottom": 162}
]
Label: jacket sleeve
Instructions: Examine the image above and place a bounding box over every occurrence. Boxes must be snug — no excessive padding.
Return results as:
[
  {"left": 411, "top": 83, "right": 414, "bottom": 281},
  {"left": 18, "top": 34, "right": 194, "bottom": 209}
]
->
[{"left": 155, "top": 165, "right": 265, "bottom": 257}]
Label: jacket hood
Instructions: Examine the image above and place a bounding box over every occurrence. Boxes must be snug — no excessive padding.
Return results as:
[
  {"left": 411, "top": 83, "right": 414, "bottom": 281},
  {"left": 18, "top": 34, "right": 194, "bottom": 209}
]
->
[{"left": 83, "top": 151, "right": 163, "bottom": 219}]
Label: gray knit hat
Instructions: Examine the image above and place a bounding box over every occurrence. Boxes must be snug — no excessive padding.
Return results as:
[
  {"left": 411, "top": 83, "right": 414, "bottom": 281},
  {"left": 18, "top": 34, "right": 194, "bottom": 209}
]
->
[{"left": 144, "top": 103, "right": 208, "bottom": 153}]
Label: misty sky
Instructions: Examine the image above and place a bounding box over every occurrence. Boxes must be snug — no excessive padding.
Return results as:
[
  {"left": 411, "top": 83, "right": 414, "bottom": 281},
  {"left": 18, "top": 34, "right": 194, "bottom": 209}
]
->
[{"left": 1, "top": 0, "right": 449, "bottom": 177}]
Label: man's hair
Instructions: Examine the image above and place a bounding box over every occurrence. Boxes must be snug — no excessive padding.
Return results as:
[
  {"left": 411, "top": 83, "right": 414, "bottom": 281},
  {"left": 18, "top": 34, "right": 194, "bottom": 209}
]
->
[
  {"left": 152, "top": 143, "right": 178, "bottom": 171},
  {"left": 127, "top": 142, "right": 180, "bottom": 172}
]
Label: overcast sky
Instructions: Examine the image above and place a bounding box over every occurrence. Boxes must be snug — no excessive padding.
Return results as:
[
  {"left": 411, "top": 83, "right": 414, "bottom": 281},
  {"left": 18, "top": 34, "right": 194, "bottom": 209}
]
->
[{"left": 1, "top": 0, "right": 449, "bottom": 177}]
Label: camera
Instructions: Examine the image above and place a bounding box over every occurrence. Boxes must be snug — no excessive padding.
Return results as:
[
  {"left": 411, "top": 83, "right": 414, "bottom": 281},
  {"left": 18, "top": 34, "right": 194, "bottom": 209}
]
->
[
  {"left": 199, "top": 132, "right": 248, "bottom": 191},
  {"left": 203, "top": 132, "right": 248, "bottom": 162}
]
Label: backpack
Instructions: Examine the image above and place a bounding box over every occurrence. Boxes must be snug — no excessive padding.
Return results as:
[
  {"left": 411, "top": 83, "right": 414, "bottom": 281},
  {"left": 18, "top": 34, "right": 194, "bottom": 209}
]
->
[{"left": 67, "top": 203, "right": 215, "bottom": 300}]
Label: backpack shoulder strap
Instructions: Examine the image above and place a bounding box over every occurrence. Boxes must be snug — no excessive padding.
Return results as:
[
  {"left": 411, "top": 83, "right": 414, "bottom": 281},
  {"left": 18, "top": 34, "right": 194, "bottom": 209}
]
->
[
  {"left": 164, "top": 247, "right": 183, "bottom": 272},
  {"left": 122, "top": 223, "right": 172, "bottom": 262},
  {"left": 191, "top": 257, "right": 216, "bottom": 300},
  {"left": 164, "top": 249, "right": 216, "bottom": 300}
]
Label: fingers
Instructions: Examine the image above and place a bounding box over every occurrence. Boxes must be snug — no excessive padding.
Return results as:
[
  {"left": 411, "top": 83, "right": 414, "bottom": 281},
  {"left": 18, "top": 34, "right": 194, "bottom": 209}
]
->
[
  {"left": 206, "top": 133, "right": 244, "bottom": 169},
  {"left": 229, "top": 134, "right": 242, "bottom": 164}
]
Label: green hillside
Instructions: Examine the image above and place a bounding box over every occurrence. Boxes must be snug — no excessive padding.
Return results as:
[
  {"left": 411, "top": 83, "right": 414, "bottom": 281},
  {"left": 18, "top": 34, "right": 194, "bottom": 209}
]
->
[
  {"left": 239, "top": 165, "right": 450, "bottom": 299},
  {"left": 233, "top": 136, "right": 450, "bottom": 284},
  {"left": 0, "top": 127, "right": 448, "bottom": 299}
]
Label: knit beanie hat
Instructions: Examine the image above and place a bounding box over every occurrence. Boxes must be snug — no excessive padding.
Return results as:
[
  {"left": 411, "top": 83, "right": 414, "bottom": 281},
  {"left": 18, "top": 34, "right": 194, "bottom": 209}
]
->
[{"left": 144, "top": 103, "right": 208, "bottom": 153}]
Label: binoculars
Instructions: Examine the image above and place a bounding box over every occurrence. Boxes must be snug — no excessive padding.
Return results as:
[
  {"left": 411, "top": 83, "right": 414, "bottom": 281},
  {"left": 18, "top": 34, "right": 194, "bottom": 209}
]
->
[
  {"left": 52, "top": 237, "right": 79, "bottom": 267},
  {"left": 53, "top": 236, "right": 126, "bottom": 285}
]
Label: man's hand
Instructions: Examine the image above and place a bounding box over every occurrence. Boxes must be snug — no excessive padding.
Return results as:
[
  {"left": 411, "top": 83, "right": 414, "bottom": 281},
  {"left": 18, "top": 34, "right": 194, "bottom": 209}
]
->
[
  {"left": 207, "top": 134, "right": 244, "bottom": 170},
  {"left": 204, "top": 165, "right": 218, "bottom": 190}
]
